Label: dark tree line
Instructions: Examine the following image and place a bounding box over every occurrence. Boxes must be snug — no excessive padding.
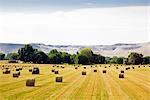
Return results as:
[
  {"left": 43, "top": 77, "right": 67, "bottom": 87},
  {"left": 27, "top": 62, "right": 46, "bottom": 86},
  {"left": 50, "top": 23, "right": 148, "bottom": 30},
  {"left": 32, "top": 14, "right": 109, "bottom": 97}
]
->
[{"left": 1, "top": 44, "right": 150, "bottom": 65}]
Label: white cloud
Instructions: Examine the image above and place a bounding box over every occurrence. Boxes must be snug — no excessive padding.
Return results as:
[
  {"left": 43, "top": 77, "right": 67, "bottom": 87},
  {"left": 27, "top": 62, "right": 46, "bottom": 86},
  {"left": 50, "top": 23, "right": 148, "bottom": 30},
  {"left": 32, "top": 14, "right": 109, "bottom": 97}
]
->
[{"left": 0, "top": 6, "right": 149, "bottom": 45}]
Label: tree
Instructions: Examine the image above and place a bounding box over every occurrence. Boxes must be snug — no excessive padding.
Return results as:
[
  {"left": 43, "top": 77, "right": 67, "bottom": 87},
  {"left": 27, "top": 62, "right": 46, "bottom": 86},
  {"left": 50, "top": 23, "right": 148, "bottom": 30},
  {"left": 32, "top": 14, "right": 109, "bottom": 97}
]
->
[
  {"left": 0, "top": 53, "right": 5, "bottom": 60},
  {"left": 33, "top": 51, "right": 49, "bottom": 64},
  {"left": 116, "top": 57, "right": 124, "bottom": 64},
  {"left": 142, "top": 56, "right": 150, "bottom": 64},
  {"left": 18, "top": 44, "right": 36, "bottom": 63},
  {"left": 48, "top": 49, "right": 62, "bottom": 64},
  {"left": 6, "top": 53, "right": 19, "bottom": 60},
  {"left": 77, "top": 54, "right": 89, "bottom": 65},
  {"left": 127, "top": 52, "right": 143, "bottom": 65},
  {"left": 93, "top": 54, "right": 105, "bottom": 64},
  {"left": 80, "top": 48, "right": 94, "bottom": 63},
  {"left": 61, "top": 52, "right": 71, "bottom": 63}
]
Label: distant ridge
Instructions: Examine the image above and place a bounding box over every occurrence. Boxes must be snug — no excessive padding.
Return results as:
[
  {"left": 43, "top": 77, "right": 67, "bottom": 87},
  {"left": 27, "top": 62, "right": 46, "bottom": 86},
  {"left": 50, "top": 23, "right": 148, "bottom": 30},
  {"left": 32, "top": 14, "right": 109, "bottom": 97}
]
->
[{"left": 0, "top": 42, "right": 149, "bottom": 57}]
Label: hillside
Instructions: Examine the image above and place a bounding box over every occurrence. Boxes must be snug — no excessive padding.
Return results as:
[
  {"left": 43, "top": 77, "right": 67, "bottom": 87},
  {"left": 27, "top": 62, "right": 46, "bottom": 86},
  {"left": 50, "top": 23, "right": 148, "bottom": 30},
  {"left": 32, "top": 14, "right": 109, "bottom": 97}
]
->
[{"left": 0, "top": 42, "right": 149, "bottom": 57}]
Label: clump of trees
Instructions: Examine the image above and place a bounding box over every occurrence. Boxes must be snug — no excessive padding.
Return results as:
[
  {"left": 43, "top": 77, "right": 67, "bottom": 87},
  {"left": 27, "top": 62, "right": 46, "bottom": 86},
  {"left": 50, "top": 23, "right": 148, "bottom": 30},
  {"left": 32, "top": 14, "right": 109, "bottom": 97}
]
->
[
  {"left": 16, "top": 45, "right": 105, "bottom": 64},
  {"left": 1, "top": 44, "right": 150, "bottom": 65},
  {"left": 0, "top": 53, "right": 5, "bottom": 60}
]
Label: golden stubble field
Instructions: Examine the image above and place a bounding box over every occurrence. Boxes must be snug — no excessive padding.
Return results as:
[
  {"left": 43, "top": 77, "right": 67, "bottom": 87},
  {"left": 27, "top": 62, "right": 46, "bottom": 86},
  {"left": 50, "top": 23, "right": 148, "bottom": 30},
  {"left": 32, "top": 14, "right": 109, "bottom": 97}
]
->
[{"left": 0, "top": 63, "right": 150, "bottom": 100}]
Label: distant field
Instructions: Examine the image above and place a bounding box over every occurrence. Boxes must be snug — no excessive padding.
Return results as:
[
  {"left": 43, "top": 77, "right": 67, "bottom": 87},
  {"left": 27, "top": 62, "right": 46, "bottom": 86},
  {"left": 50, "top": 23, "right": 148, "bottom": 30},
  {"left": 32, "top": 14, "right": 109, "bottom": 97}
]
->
[{"left": 0, "top": 63, "right": 150, "bottom": 100}]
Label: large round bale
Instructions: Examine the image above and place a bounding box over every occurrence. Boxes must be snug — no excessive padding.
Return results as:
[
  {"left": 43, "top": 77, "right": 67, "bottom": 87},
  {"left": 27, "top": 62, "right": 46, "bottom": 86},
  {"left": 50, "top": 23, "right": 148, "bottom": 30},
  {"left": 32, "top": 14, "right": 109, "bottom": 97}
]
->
[
  {"left": 94, "top": 69, "right": 97, "bottom": 72},
  {"left": 105, "top": 66, "right": 107, "bottom": 68},
  {"left": 116, "top": 67, "right": 118, "bottom": 69},
  {"left": 13, "top": 72, "right": 20, "bottom": 78},
  {"left": 119, "top": 74, "right": 124, "bottom": 78},
  {"left": 26, "top": 79, "right": 35, "bottom": 86},
  {"left": 56, "top": 76, "right": 63, "bottom": 82},
  {"left": 29, "top": 69, "right": 32, "bottom": 72},
  {"left": 102, "top": 70, "right": 106, "bottom": 73},
  {"left": 75, "top": 67, "right": 78, "bottom": 69},
  {"left": 126, "top": 67, "right": 130, "bottom": 70},
  {"left": 54, "top": 70, "right": 59, "bottom": 74},
  {"left": 132, "top": 67, "right": 134, "bottom": 69},
  {"left": 3, "top": 69, "right": 11, "bottom": 74},
  {"left": 16, "top": 68, "right": 20, "bottom": 71},
  {"left": 138, "top": 66, "right": 140, "bottom": 68},
  {"left": 120, "top": 70, "right": 124, "bottom": 73},
  {"left": 61, "top": 66, "right": 64, "bottom": 68},
  {"left": 32, "top": 67, "right": 40, "bottom": 74},
  {"left": 51, "top": 69, "right": 55, "bottom": 72},
  {"left": 82, "top": 71, "right": 86, "bottom": 75},
  {"left": 83, "top": 67, "right": 86, "bottom": 69}
]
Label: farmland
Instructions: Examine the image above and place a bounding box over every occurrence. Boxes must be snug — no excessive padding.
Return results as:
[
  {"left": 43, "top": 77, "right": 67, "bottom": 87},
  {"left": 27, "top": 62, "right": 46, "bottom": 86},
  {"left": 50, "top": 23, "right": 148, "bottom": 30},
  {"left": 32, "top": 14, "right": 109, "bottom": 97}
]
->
[{"left": 0, "top": 63, "right": 150, "bottom": 100}]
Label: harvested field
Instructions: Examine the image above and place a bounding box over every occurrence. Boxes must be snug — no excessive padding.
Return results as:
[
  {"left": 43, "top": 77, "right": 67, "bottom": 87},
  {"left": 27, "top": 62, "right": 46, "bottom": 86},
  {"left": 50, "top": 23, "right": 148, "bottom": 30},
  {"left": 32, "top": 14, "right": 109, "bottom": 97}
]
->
[{"left": 0, "top": 63, "right": 150, "bottom": 100}]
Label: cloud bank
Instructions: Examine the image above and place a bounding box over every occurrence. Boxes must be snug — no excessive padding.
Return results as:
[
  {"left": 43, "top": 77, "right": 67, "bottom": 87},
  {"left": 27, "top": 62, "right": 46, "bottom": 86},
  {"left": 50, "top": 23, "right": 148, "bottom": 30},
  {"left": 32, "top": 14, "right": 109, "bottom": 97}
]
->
[{"left": 0, "top": 6, "right": 149, "bottom": 45}]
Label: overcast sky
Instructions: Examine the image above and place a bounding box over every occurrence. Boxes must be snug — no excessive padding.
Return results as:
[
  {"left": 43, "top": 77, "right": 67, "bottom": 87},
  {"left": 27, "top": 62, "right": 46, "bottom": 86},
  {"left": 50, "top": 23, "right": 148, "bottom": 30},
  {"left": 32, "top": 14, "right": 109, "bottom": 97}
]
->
[{"left": 0, "top": 0, "right": 149, "bottom": 45}]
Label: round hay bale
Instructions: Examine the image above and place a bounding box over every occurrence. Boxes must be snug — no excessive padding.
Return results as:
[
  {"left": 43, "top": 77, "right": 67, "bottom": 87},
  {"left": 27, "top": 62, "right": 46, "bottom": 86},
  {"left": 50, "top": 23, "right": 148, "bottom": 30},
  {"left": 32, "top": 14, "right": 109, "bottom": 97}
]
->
[
  {"left": 3, "top": 70, "right": 11, "bottom": 74},
  {"left": 61, "top": 66, "right": 65, "bottom": 68},
  {"left": 94, "top": 69, "right": 97, "bottom": 72},
  {"left": 116, "top": 67, "right": 118, "bottom": 69},
  {"left": 56, "top": 76, "right": 63, "bottom": 82},
  {"left": 29, "top": 69, "right": 32, "bottom": 72},
  {"left": 32, "top": 67, "right": 40, "bottom": 74},
  {"left": 54, "top": 70, "right": 59, "bottom": 74},
  {"left": 103, "top": 70, "right": 106, "bottom": 73},
  {"left": 83, "top": 67, "right": 86, "bottom": 69},
  {"left": 82, "top": 71, "right": 86, "bottom": 75},
  {"left": 105, "top": 66, "right": 107, "bottom": 68},
  {"left": 26, "top": 79, "right": 35, "bottom": 86},
  {"left": 75, "top": 67, "right": 78, "bottom": 69},
  {"left": 13, "top": 72, "right": 20, "bottom": 78},
  {"left": 120, "top": 70, "right": 124, "bottom": 73},
  {"left": 138, "top": 66, "right": 140, "bottom": 68},
  {"left": 51, "top": 69, "right": 55, "bottom": 72},
  {"left": 16, "top": 68, "right": 20, "bottom": 71},
  {"left": 119, "top": 74, "right": 124, "bottom": 78},
  {"left": 132, "top": 67, "right": 134, "bottom": 69}
]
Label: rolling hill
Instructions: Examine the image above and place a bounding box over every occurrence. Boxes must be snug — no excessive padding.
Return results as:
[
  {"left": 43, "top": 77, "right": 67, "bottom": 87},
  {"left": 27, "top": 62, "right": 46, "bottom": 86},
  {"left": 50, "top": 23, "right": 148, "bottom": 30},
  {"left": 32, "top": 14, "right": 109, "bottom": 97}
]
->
[{"left": 0, "top": 42, "right": 149, "bottom": 57}]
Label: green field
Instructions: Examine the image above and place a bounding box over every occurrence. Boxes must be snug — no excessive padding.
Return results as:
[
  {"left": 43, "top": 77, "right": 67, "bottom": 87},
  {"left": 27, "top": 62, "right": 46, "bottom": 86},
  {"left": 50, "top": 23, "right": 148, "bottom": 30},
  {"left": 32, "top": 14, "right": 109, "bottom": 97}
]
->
[{"left": 0, "top": 64, "right": 150, "bottom": 100}]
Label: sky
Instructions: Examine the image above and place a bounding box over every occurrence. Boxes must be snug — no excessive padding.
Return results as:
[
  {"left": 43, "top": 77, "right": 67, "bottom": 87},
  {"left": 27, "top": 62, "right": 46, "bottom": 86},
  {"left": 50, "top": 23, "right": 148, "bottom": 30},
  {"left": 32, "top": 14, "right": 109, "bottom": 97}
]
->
[{"left": 0, "top": 0, "right": 149, "bottom": 45}]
